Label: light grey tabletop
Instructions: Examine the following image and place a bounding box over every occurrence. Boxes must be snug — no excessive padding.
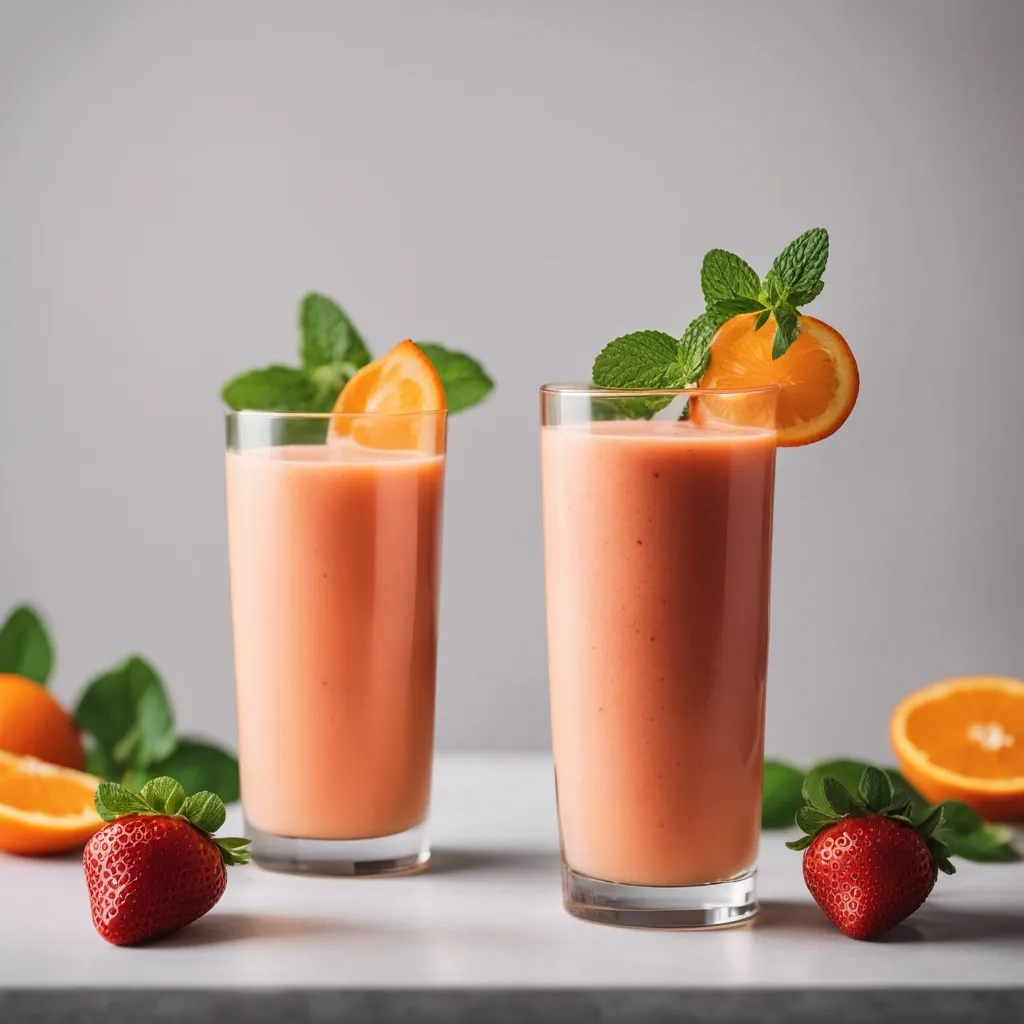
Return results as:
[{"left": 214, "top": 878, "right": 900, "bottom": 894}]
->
[{"left": 1, "top": 753, "right": 1022, "bottom": 1022}]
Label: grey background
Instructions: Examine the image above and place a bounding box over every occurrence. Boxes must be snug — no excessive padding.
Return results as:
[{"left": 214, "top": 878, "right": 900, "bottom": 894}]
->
[{"left": 1, "top": 0, "right": 1022, "bottom": 761}]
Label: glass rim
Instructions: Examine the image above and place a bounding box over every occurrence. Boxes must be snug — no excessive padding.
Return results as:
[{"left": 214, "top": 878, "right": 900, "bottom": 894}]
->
[
  {"left": 225, "top": 407, "right": 447, "bottom": 422},
  {"left": 540, "top": 382, "right": 781, "bottom": 399}
]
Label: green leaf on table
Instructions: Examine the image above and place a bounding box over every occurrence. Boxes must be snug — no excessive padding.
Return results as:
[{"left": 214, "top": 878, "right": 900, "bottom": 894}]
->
[
  {"left": 932, "top": 800, "right": 1020, "bottom": 863},
  {"left": 761, "top": 760, "right": 805, "bottom": 829},
  {"left": 221, "top": 365, "right": 334, "bottom": 413},
  {"left": 417, "top": 342, "right": 495, "bottom": 413},
  {"left": 700, "top": 249, "right": 760, "bottom": 306},
  {"left": 300, "top": 292, "right": 372, "bottom": 370},
  {"left": 74, "top": 656, "right": 176, "bottom": 770},
  {"left": 0, "top": 605, "right": 54, "bottom": 685},
  {"left": 140, "top": 738, "right": 241, "bottom": 804},
  {"left": 182, "top": 791, "right": 227, "bottom": 834}
]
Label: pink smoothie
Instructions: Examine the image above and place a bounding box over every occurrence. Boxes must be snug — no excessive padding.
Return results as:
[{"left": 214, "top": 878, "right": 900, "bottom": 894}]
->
[
  {"left": 542, "top": 419, "right": 775, "bottom": 886},
  {"left": 226, "top": 441, "right": 444, "bottom": 840}
]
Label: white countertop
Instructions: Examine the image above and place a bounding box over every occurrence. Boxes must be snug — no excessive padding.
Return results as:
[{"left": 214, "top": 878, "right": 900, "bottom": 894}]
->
[{"left": 1, "top": 753, "right": 1022, "bottom": 992}]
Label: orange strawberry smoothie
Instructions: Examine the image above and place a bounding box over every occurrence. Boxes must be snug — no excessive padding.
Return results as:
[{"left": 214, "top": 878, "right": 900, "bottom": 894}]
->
[
  {"left": 542, "top": 419, "right": 776, "bottom": 886},
  {"left": 226, "top": 440, "right": 444, "bottom": 840}
]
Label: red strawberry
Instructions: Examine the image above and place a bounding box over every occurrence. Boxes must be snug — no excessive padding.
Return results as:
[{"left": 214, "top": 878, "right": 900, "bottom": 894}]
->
[
  {"left": 83, "top": 777, "right": 250, "bottom": 946},
  {"left": 788, "top": 767, "right": 955, "bottom": 940}
]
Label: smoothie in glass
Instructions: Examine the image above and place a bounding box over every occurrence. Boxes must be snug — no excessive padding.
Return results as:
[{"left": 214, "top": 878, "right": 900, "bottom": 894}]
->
[
  {"left": 225, "top": 412, "right": 445, "bottom": 874},
  {"left": 540, "top": 385, "right": 777, "bottom": 922}
]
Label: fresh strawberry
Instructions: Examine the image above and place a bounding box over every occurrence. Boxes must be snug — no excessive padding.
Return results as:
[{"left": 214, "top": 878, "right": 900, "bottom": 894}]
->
[
  {"left": 84, "top": 777, "right": 250, "bottom": 946},
  {"left": 787, "top": 766, "right": 955, "bottom": 940}
]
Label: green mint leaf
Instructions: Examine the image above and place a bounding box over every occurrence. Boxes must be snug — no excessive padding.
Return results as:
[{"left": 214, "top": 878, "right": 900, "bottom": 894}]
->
[
  {"left": 140, "top": 738, "right": 240, "bottom": 804},
  {"left": 678, "top": 312, "right": 729, "bottom": 382},
  {"left": 593, "top": 330, "right": 690, "bottom": 390},
  {"left": 84, "top": 744, "right": 119, "bottom": 781},
  {"left": 821, "top": 777, "right": 865, "bottom": 817},
  {"left": 0, "top": 605, "right": 54, "bottom": 685},
  {"left": 769, "top": 227, "right": 829, "bottom": 295},
  {"left": 589, "top": 396, "right": 675, "bottom": 421},
  {"left": 221, "top": 365, "right": 333, "bottom": 413},
  {"left": 772, "top": 302, "right": 800, "bottom": 359},
  {"left": 933, "top": 800, "right": 1021, "bottom": 863},
  {"left": 700, "top": 249, "right": 760, "bottom": 306},
  {"left": 802, "top": 760, "right": 875, "bottom": 814},
  {"left": 761, "top": 760, "right": 805, "bottom": 829},
  {"left": 761, "top": 270, "right": 785, "bottom": 307},
  {"left": 857, "top": 767, "right": 894, "bottom": 813},
  {"left": 795, "top": 805, "right": 837, "bottom": 835},
  {"left": 182, "top": 791, "right": 227, "bottom": 834},
  {"left": 416, "top": 342, "right": 495, "bottom": 413},
  {"left": 300, "top": 293, "right": 372, "bottom": 371},
  {"left": 139, "top": 777, "right": 186, "bottom": 816},
  {"left": 74, "top": 657, "right": 176, "bottom": 772},
  {"left": 94, "top": 782, "right": 150, "bottom": 822},
  {"left": 786, "top": 834, "right": 815, "bottom": 851},
  {"left": 709, "top": 297, "right": 765, "bottom": 317},
  {"left": 753, "top": 308, "right": 771, "bottom": 332},
  {"left": 788, "top": 279, "right": 825, "bottom": 307},
  {"left": 214, "top": 837, "right": 252, "bottom": 866}
]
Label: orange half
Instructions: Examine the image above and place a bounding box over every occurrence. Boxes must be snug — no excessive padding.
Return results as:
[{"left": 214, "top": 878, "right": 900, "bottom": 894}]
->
[
  {"left": 0, "top": 750, "right": 103, "bottom": 855},
  {"left": 696, "top": 313, "right": 859, "bottom": 446},
  {"left": 891, "top": 676, "right": 1024, "bottom": 822},
  {"left": 332, "top": 340, "right": 446, "bottom": 450}
]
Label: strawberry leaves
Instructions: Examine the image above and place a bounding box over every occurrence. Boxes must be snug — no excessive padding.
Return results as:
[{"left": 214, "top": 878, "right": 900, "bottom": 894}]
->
[
  {"left": 786, "top": 767, "right": 957, "bottom": 875},
  {"left": 94, "top": 776, "right": 251, "bottom": 866}
]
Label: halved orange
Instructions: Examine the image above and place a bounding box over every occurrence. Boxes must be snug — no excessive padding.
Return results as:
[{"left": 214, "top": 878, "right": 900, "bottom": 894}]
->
[
  {"left": 696, "top": 312, "right": 859, "bottom": 446},
  {"left": 0, "top": 750, "right": 103, "bottom": 855},
  {"left": 891, "top": 676, "right": 1024, "bottom": 822},
  {"left": 332, "top": 340, "right": 446, "bottom": 450}
]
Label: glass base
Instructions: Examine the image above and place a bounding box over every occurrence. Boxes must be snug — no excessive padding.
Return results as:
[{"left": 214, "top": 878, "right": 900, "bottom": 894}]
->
[
  {"left": 562, "top": 865, "right": 757, "bottom": 929},
  {"left": 246, "top": 819, "right": 429, "bottom": 877}
]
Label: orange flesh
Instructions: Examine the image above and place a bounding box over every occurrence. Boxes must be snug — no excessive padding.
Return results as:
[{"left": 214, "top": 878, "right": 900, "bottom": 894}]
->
[
  {"left": 0, "top": 759, "right": 96, "bottom": 815},
  {"left": 699, "top": 313, "right": 859, "bottom": 446}
]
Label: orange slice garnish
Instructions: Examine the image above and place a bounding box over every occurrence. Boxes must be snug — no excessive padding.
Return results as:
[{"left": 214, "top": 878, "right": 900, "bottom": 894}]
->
[
  {"left": 696, "top": 312, "right": 859, "bottom": 446},
  {"left": 332, "top": 340, "right": 446, "bottom": 450},
  {"left": 0, "top": 750, "right": 103, "bottom": 855},
  {"left": 891, "top": 676, "right": 1024, "bottom": 822}
]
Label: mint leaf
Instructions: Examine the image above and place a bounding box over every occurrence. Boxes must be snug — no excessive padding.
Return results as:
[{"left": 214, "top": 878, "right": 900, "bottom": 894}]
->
[
  {"left": 139, "top": 777, "right": 186, "bottom": 816},
  {"left": 709, "top": 297, "right": 765, "bottom": 317},
  {"left": 417, "top": 343, "right": 494, "bottom": 413},
  {"left": 772, "top": 302, "right": 800, "bottom": 359},
  {"left": 593, "top": 330, "right": 690, "bottom": 389},
  {"left": 933, "top": 800, "right": 1020, "bottom": 863},
  {"left": 789, "top": 279, "right": 825, "bottom": 306},
  {"left": 94, "top": 782, "right": 150, "bottom": 822},
  {"left": 84, "top": 744, "right": 119, "bottom": 781},
  {"left": 0, "top": 605, "right": 54, "bottom": 685},
  {"left": 677, "top": 314, "right": 722, "bottom": 383},
  {"left": 753, "top": 308, "right": 771, "bottom": 332},
  {"left": 214, "top": 837, "right": 252, "bottom": 866},
  {"left": 300, "top": 293, "right": 372, "bottom": 370},
  {"left": 221, "top": 365, "right": 332, "bottom": 413},
  {"left": 182, "top": 791, "right": 226, "bottom": 834},
  {"left": 74, "top": 657, "right": 176, "bottom": 771},
  {"left": 700, "top": 249, "right": 760, "bottom": 306},
  {"left": 769, "top": 227, "right": 829, "bottom": 295},
  {"left": 762, "top": 760, "right": 805, "bottom": 829},
  {"left": 141, "top": 739, "right": 240, "bottom": 804}
]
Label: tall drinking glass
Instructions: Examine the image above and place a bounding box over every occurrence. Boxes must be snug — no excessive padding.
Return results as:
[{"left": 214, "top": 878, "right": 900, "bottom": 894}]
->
[
  {"left": 225, "top": 409, "right": 446, "bottom": 875},
  {"left": 540, "top": 384, "right": 779, "bottom": 926}
]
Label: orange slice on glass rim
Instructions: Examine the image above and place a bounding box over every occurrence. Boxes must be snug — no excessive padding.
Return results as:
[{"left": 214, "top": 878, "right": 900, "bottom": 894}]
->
[
  {"left": 890, "top": 676, "right": 1024, "bottom": 822},
  {"left": 0, "top": 750, "right": 103, "bottom": 855},
  {"left": 332, "top": 339, "right": 446, "bottom": 449},
  {"left": 694, "top": 312, "right": 859, "bottom": 446}
]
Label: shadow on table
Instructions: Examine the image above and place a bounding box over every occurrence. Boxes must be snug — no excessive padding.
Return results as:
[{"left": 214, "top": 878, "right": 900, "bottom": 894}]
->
[
  {"left": 155, "top": 912, "right": 351, "bottom": 948},
  {"left": 428, "top": 849, "right": 561, "bottom": 876},
  {"left": 756, "top": 899, "right": 1024, "bottom": 944}
]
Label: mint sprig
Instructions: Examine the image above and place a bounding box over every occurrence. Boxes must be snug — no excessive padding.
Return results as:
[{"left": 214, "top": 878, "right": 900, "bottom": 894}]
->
[
  {"left": 95, "top": 777, "right": 251, "bottom": 866},
  {"left": 0, "top": 605, "right": 54, "bottom": 685},
  {"left": 591, "top": 228, "right": 831, "bottom": 395},
  {"left": 785, "top": 766, "right": 956, "bottom": 876},
  {"left": 222, "top": 292, "right": 494, "bottom": 414}
]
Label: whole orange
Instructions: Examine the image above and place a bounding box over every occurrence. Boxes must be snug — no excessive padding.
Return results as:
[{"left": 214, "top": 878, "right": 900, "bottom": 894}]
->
[{"left": 0, "top": 674, "right": 84, "bottom": 770}]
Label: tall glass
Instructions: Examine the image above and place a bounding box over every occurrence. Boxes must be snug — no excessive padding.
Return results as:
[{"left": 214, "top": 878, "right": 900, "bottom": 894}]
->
[
  {"left": 540, "top": 384, "right": 779, "bottom": 927},
  {"left": 225, "top": 409, "right": 446, "bottom": 875}
]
